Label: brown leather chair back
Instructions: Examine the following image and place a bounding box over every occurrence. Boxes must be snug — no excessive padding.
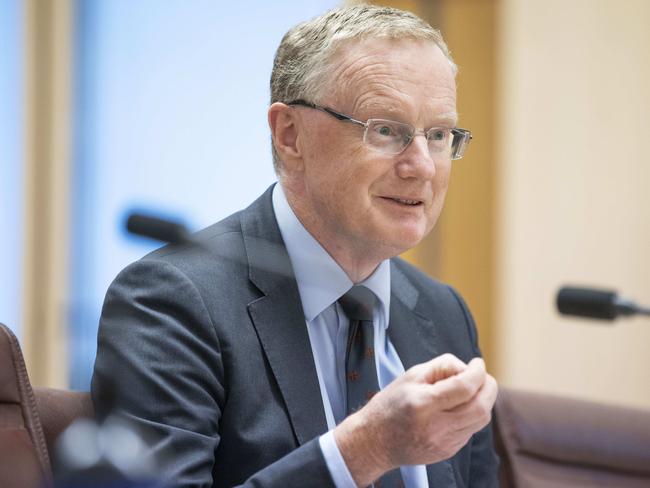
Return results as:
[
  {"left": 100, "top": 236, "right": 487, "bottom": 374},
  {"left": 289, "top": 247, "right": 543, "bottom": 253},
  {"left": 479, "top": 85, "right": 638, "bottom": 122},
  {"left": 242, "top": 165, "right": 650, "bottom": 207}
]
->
[
  {"left": 34, "top": 387, "right": 94, "bottom": 459},
  {"left": 0, "top": 323, "right": 93, "bottom": 488},
  {"left": 494, "top": 387, "right": 650, "bottom": 487},
  {"left": 0, "top": 322, "right": 52, "bottom": 488}
]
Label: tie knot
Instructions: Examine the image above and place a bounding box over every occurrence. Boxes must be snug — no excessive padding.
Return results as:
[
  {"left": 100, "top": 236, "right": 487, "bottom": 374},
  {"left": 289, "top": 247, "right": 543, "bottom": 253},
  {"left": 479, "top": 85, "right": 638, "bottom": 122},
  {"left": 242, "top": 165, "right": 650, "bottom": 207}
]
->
[{"left": 338, "top": 286, "right": 376, "bottom": 322}]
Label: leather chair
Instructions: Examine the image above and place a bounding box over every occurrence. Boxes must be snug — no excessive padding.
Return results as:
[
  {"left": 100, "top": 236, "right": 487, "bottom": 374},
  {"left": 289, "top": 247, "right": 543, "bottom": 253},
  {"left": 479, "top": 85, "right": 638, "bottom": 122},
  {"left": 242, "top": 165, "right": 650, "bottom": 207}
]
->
[
  {"left": 495, "top": 387, "right": 650, "bottom": 487},
  {"left": 0, "top": 323, "right": 92, "bottom": 488}
]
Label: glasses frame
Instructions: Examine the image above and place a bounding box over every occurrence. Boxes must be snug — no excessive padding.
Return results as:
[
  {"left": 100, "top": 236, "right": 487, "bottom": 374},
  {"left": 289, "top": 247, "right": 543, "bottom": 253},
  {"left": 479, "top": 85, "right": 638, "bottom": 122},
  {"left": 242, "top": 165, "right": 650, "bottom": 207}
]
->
[{"left": 286, "top": 99, "right": 472, "bottom": 160}]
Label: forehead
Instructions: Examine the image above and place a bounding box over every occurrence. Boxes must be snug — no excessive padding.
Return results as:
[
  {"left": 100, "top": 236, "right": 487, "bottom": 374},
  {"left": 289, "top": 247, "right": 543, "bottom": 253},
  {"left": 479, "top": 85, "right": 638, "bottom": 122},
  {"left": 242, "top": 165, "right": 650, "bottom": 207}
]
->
[{"left": 328, "top": 38, "right": 457, "bottom": 125}]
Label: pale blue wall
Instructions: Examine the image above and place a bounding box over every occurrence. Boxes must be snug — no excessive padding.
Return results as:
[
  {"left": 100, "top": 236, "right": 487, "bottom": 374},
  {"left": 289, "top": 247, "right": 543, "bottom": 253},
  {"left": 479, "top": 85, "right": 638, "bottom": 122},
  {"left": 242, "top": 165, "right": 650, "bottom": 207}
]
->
[
  {"left": 0, "top": 0, "right": 23, "bottom": 337},
  {"left": 69, "top": 0, "right": 339, "bottom": 388}
]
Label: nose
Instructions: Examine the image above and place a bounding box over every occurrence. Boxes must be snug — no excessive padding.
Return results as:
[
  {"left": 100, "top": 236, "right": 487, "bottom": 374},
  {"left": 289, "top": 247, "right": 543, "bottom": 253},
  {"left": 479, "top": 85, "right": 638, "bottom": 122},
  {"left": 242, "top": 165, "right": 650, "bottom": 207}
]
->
[{"left": 395, "top": 134, "right": 437, "bottom": 181}]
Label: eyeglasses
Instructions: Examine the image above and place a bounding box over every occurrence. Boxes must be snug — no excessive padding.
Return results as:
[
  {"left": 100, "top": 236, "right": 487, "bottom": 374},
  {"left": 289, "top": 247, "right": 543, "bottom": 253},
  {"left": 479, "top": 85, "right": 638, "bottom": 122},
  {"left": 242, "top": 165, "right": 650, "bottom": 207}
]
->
[{"left": 287, "top": 99, "right": 472, "bottom": 160}]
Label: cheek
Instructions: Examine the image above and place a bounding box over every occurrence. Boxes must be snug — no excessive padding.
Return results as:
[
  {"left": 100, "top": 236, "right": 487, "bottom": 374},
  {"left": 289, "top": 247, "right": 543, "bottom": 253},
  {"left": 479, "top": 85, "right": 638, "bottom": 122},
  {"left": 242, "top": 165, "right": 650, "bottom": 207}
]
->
[
  {"left": 427, "top": 162, "right": 452, "bottom": 218},
  {"left": 310, "top": 143, "right": 374, "bottom": 194},
  {"left": 304, "top": 128, "right": 360, "bottom": 173},
  {"left": 434, "top": 160, "right": 452, "bottom": 192}
]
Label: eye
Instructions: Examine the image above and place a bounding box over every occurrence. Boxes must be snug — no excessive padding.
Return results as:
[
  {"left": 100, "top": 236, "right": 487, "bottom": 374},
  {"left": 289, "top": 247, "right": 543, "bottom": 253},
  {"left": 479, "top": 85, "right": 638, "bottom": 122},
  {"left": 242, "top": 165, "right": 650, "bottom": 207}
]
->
[
  {"left": 430, "top": 129, "right": 447, "bottom": 141},
  {"left": 377, "top": 125, "right": 394, "bottom": 137}
]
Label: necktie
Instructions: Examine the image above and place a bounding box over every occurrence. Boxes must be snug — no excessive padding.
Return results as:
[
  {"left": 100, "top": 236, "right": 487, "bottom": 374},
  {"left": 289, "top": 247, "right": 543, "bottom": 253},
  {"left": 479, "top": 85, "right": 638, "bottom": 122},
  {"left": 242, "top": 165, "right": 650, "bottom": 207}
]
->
[{"left": 338, "top": 286, "right": 404, "bottom": 488}]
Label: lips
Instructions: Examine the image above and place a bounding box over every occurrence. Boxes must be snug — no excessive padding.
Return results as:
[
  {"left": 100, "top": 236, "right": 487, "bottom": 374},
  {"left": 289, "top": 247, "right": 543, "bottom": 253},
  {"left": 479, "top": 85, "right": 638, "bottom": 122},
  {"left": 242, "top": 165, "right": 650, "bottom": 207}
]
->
[{"left": 381, "top": 196, "right": 424, "bottom": 206}]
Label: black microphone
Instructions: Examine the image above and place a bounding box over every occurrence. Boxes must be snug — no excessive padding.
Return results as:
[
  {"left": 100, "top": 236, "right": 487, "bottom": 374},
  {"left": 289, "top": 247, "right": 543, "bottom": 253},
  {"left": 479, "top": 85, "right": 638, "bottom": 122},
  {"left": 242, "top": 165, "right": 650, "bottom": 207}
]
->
[
  {"left": 125, "top": 211, "right": 294, "bottom": 278},
  {"left": 556, "top": 286, "right": 650, "bottom": 321},
  {"left": 126, "top": 213, "right": 193, "bottom": 245}
]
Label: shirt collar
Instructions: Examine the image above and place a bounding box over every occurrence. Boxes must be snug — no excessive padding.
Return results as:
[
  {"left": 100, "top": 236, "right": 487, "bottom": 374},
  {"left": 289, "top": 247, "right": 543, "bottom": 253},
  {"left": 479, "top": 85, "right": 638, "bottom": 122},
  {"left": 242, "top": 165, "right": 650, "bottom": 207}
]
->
[{"left": 272, "top": 183, "right": 391, "bottom": 325}]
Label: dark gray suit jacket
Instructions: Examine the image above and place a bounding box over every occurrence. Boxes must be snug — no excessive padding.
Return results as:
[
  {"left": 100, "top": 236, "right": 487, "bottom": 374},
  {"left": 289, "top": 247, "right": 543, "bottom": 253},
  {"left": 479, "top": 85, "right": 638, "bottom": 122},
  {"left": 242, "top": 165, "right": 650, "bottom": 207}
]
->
[{"left": 92, "top": 186, "right": 498, "bottom": 487}]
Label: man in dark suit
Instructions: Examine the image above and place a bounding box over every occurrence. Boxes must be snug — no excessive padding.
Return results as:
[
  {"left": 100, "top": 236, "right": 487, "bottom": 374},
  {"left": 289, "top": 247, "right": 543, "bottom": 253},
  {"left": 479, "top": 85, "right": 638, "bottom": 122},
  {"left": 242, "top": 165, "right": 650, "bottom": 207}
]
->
[{"left": 93, "top": 5, "right": 498, "bottom": 488}]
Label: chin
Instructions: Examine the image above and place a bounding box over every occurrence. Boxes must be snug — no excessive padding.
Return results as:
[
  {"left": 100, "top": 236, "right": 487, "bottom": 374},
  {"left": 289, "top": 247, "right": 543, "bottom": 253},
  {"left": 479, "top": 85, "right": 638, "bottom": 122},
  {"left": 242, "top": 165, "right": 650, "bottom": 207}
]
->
[
  {"left": 376, "top": 229, "right": 427, "bottom": 257},
  {"left": 358, "top": 215, "right": 431, "bottom": 257}
]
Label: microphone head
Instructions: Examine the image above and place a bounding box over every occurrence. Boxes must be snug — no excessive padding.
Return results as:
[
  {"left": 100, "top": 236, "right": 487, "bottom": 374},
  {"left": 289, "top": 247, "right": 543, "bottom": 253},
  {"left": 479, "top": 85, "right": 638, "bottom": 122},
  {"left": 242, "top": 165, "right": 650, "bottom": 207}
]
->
[
  {"left": 126, "top": 213, "right": 190, "bottom": 245},
  {"left": 556, "top": 286, "right": 618, "bottom": 320}
]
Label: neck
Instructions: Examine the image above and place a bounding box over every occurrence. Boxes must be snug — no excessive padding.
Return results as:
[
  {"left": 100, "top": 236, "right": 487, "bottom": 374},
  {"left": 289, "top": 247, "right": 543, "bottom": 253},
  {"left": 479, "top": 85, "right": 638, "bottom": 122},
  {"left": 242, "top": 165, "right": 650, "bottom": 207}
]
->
[
  {"left": 318, "top": 239, "right": 383, "bottom": 284},
  {"left": 281, "top": 183, "right": 391, "bottom": 283}
]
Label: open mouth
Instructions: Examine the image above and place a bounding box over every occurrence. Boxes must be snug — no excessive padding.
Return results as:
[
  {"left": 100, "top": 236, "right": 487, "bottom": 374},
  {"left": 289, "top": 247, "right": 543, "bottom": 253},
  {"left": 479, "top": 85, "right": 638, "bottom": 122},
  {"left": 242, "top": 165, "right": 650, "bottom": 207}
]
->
[{"left": 381, "top": 196, "right": 423, "bottom": 206}]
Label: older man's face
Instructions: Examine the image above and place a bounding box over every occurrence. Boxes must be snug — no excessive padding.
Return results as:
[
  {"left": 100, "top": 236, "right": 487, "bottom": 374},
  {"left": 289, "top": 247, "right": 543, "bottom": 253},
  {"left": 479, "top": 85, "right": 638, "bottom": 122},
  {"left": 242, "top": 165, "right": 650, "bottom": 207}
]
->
[{"left": 294, "top": 38, "right": 457, "bottom": 260}]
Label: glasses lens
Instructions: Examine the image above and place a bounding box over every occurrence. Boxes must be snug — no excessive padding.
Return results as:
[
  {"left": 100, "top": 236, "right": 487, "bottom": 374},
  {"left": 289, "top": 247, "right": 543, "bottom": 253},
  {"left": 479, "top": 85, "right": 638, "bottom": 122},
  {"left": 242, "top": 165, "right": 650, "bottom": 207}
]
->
[
  {"left": 365, "top": 119, "right": 413, "bottom": 154},
  {"left": 450, "top": 129, "right": 471, "bottom": 160},
  {"left": 365, "top": 119, "right": 471, "bottom": 160},
  {"left": 426, "top": 128, "right": 452, "bottom": 155}
]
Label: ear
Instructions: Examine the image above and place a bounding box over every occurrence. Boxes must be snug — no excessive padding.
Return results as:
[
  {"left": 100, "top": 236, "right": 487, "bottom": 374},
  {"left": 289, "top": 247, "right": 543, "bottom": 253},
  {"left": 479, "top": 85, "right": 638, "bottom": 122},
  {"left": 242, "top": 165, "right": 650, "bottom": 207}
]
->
[{"left": 268, "top": 102, "right": 303, "bottom": 171}]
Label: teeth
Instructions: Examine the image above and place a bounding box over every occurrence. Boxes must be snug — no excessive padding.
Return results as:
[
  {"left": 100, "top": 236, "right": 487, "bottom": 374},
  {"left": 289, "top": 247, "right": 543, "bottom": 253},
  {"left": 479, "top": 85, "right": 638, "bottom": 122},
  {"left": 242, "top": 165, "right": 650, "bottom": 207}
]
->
[{"left": 393, "top": 198, "right": 420, "bottom": 205}]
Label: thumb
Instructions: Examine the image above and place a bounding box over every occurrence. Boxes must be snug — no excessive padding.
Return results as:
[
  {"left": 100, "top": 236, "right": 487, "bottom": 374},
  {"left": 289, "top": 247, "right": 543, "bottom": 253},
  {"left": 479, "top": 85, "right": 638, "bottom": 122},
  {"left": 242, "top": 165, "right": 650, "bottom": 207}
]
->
[{"left": 422, "top": 353, "right": 467, "bottom": 384}]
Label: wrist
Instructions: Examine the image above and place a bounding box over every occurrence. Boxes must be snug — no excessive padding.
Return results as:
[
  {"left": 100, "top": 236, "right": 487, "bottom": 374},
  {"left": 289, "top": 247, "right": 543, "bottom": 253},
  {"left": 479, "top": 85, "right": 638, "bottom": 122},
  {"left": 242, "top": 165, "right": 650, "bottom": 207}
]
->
[{"left": 333, "top": 410, "right": 392, "bottom": 487}]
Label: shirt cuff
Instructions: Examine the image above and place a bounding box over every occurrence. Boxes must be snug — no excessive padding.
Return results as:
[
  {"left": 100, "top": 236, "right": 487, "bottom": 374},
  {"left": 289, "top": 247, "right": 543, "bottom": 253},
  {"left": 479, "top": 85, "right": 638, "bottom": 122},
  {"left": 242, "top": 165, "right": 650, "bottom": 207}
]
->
[{"left": 319, "top": 430, "right": 357, "bottom": 488}]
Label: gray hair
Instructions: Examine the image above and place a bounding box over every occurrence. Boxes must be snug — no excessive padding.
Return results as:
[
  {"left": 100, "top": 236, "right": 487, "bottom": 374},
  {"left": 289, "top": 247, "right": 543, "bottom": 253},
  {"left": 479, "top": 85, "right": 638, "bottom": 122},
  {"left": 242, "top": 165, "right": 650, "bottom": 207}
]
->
[{"left": 270, "top": 4, "right": 456, "bottom": 172}]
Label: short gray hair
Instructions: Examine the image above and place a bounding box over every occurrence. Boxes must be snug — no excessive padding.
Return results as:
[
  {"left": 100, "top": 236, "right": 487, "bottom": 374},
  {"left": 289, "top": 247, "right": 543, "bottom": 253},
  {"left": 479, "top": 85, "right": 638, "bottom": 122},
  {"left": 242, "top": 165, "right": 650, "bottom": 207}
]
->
[{"left": 270, "top": 4, "right": 456, "bottom": 172}]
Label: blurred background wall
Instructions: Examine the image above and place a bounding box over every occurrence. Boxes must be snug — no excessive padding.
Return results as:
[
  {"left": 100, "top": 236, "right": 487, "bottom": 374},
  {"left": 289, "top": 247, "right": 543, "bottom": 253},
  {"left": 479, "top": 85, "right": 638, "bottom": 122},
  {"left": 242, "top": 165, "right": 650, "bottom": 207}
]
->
[
  {"left": 496, "top": 0, "right": 650, "bottom": 409},
  {"left": 1, "top": 0, "right": 649, "bottom": 408},
  {"left": 0, "top": 0, "right": 24, "bottom": 348}
]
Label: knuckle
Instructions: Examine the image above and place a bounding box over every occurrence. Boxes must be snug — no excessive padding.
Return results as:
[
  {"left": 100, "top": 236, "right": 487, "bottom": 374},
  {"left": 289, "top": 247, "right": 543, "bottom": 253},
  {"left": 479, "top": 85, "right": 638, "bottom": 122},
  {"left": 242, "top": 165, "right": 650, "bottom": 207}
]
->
[
  {"left": 404, "top": 389, "right": 428, "bottom": 414},
  {"left": 483, "top": 381, "right": 498, "bottom": 408},
  {"left": 439, "top": 353, "right": 461, "bottom": 369},
  {"left": 405, "top": 362, "right": 424, "bottom": 379},
  {"left": 450, "top": 375, "right": 473, "bottom": 397},
  {"left": 431, "top": 387, "right": 453, "bottom": 407},
  {"left": 472, "top": 395, "right": 490, "bottom": 415}
]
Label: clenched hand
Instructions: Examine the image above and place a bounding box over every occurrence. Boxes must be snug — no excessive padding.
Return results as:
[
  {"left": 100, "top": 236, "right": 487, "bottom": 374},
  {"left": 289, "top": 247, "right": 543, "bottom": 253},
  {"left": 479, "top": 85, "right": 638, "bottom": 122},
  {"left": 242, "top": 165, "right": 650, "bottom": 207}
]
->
[{"left": 334, "top": 353, "right": 498, "bottom": 487}]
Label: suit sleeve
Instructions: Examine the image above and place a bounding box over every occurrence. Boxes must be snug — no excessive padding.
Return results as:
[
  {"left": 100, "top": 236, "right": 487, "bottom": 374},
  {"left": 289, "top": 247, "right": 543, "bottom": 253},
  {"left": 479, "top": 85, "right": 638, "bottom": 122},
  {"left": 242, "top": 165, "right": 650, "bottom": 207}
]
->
[
  {"left": 447, "top": 286, "right": 500, "bottom": 488},
  {"left": 92, "top": 259, "right": 335, "bottom": 487}
]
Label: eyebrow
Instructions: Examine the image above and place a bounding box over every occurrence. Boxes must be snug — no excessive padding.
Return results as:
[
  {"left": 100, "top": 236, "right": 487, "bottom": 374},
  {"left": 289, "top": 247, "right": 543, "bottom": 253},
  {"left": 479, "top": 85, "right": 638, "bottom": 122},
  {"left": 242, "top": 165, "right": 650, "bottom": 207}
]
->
[
  {"left": 359, "top": 104, "right": 459, "bottom": 128},
  {"left": 430, "top": 111, "right": 458, "bottom": 128}
]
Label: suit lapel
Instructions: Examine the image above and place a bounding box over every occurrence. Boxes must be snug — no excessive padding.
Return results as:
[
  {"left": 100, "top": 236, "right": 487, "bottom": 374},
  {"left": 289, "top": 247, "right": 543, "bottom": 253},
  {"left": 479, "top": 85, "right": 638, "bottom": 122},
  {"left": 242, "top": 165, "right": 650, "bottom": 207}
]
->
[
  {"left": 388, "top": 262, "right": 457, "bottom": 487},
  {"left": 241, "top": 187, "right": 328, "bottom": 446},
  {"left": 387, "top": 262, "right": 440, "bottom": 369}
]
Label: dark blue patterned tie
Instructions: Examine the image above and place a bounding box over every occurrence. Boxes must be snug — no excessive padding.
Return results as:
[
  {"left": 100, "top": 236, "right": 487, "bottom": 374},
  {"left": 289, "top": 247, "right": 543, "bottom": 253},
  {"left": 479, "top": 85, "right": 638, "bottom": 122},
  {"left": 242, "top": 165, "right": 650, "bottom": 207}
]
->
[{"left": 338, "top": 286, "right": 404, "bottom": 488}]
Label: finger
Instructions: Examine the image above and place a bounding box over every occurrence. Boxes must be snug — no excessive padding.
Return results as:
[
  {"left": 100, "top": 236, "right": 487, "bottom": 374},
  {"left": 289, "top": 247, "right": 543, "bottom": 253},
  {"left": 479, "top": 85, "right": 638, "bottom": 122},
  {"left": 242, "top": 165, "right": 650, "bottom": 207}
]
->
[
  {"left": 450, "top": 372, "right": 498, "bottom": 411},
  {"left": 417, "top": 353, "right": 467, "bottom": 384},
  {"left": 453, "top": 404, "right": 494, "bottom": 441},
  {"left": 465, "top": 357, "right": 487, "bottom": 374},
  {"left": 427, "top": 358, "right": 486, "bottom": 410},
  {"left": 447, "top": 374, "right": 498, "bottom": 431}
]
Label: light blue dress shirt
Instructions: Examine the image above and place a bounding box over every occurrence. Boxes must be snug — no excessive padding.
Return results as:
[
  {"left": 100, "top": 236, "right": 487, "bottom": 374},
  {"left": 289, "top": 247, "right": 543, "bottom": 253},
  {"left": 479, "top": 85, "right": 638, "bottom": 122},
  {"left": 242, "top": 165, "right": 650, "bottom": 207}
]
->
[{"left": 272, "top": 184, "right": 429, "bottom": 488}]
